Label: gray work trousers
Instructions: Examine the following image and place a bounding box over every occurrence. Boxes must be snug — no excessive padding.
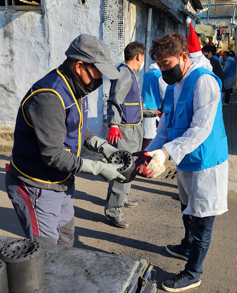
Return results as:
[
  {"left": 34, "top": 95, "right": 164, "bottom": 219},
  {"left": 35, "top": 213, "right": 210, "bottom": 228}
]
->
[
  {"left": 105, "top": 123, "right": 143, "bottom": 217},
  {"left": 5, "top": 172, "right": 75, "bottom": 247}
]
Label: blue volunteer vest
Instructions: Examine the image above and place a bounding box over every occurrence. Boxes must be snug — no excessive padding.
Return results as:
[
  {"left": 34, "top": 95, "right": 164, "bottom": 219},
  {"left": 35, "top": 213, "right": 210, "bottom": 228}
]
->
[
  {"left": 119, "top": 64, "right": 143, "bottom": 125},
  {"left": 163, "top": 67, "right": 228, "bottom": 171},
  {"left": 142, "top": 68, "right": 162, "bottom": 109},
  {"left": 12, "top": 68, "right": 88, "bottom": 183},
  {"left": 224, "top": 57, "right": 235, "bottom": 78}
]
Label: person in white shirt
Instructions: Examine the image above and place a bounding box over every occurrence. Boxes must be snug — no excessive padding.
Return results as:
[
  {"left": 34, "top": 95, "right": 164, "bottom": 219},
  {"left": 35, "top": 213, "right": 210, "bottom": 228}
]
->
[{"left": 133, "top": 31, "right": 228, "bottom": 292}]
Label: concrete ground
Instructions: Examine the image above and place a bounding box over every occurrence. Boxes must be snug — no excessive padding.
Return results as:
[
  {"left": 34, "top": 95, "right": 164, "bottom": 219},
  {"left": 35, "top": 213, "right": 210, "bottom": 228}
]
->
[{"left": 0, "top": 92, "right": 236, "bottom": 292}]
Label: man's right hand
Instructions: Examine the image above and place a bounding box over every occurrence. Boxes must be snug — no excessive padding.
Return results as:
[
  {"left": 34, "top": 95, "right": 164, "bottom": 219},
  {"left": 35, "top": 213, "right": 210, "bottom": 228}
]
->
[
  {"left": 107, "top": 125, "right": 123, "bottom": 145},
  {"left": 79, "top": 159, "right": 126, "bottom": 182}
]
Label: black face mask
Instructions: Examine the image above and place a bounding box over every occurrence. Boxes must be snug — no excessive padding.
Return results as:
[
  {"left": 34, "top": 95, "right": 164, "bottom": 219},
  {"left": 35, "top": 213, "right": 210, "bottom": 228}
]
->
[
  {"left": 78, "top": 65, "right": 103, "bottom": 93},
  {"left": 162, "top": 63, "right": 183, "bottom": 85}
]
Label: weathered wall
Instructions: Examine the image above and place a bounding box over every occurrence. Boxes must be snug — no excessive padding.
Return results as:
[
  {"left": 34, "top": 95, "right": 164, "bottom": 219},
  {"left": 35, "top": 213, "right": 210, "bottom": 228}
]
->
[
  {"left": 0, "top": 0, "right": 104, "bottom": 136},
  {"left": 124, "top": 0, "right": 147, "bottom": 86},
  {"left": 0, "top": 11, "right": 47, "bottom": 126},
  {"left": 101, "top": 0, "right": 127, "bottom": 137}
]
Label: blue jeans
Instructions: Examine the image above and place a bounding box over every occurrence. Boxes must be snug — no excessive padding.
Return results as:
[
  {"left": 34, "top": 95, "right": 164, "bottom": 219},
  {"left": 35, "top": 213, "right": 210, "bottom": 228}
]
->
[
  {"left": 181, "top": 203, "right": 215, "bottom": 279},
  {"left": 224, "top": 88, "right": 231, "bottom": 104}
]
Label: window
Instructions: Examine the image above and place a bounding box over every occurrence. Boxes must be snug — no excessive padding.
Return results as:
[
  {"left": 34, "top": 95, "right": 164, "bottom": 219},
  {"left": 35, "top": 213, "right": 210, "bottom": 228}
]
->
[{"left": 0, "top": 0, "right": 42, "bottom": 10}]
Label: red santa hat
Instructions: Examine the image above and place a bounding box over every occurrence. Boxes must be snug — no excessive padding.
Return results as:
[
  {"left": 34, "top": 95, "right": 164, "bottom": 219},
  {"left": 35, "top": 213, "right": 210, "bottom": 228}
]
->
[{"left": 186, "top": 18, "right": 202, "bottom": 58}]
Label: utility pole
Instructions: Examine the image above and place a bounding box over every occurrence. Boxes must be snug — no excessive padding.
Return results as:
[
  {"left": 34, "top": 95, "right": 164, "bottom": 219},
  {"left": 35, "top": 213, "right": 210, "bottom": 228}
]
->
[{"left": 207, "top": 0, "right": 211, "bottom": 25}]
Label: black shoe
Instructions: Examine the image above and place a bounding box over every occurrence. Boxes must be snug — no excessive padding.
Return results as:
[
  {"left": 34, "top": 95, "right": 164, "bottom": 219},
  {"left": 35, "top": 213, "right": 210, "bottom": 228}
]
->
[
  {"left": 105, "top": 215, "right": 129, "bottom": 228},
  {"left": 166, "top": 244, "right": 189, "bottom": 261},
  {"left": 124, "top": 200, "right": 138, "bottom": 208},
  {"left": 162, "top": 271, "right": 201, "bottom": 292}
]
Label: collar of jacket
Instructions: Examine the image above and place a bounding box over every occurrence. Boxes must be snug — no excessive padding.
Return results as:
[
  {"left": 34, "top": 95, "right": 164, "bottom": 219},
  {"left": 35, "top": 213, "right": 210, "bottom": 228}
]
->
[{"left": 58, "top": 60, "right": 87, "bottom": 100}]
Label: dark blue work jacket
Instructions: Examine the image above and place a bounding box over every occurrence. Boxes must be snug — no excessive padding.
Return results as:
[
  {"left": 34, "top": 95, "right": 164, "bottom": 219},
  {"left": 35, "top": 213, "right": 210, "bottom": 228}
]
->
[
  {"left": 12, "top": 68, "right": 87, "bottom": 183},
  {"left": 119, "top": 64, "right": 143, "bottom": 125}
]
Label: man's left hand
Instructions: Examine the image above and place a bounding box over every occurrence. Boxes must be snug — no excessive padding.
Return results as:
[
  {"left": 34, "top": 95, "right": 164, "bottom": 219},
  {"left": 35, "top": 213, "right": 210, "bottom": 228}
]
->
[{"left": 132, "top": 151, "right": 152, "bottom": 175}]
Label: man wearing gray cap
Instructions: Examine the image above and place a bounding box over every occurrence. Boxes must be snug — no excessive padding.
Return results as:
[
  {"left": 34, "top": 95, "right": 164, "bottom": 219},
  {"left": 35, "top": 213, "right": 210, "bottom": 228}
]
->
[{"left": 5, "top": 34, "right": 125, "bottom": 247}]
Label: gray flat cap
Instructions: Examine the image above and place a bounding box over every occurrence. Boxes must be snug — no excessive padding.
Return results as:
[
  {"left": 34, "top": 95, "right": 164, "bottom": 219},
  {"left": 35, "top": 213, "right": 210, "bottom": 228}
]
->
[{"left": 65, "top": 34, "right": 120, "bottom": 80}]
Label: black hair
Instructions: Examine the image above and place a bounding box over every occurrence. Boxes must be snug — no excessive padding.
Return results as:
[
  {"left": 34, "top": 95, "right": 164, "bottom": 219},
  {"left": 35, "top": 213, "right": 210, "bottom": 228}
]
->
[
  {"left": 124, "top": 42, "right": 146, "bottom": 62},
  {"left": 149, "top": 31, "right": 188, "bottom": 60},
  {"left": 229, "top": 50, "right": 236, "bottom": 57},
  {"left": 202, "top": 45, "right": 216, "bottom": 55}
]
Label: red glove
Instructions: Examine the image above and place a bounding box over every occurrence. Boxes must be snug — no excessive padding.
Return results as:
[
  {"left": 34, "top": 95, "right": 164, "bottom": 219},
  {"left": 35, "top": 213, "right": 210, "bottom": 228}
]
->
[
  {"left": 107, "top": 126, "right": 123, "bottom": 145},
  {"left": 132, "top": 151, "right": 153, "bottom": 177},
  {"left": 157, "top": 109, "right": 163, "bottom": 117},
  {"left": 5, "top": 163, "right": 11, "bottom": 174}
]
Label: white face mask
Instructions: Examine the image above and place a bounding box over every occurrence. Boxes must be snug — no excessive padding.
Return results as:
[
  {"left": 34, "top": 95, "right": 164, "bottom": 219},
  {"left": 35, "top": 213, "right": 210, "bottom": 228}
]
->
[{"left": 139, "top": 61, "right": 144, "bottom": 71}]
